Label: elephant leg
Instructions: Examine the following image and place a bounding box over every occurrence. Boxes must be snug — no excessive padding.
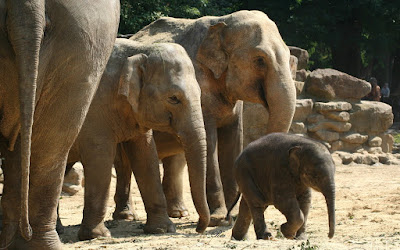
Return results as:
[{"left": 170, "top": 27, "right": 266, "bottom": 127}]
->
[
  {"left": 217, "top": 101, "right": 243, "bottom": 218},
  {"left": 0, "top": 139, "right": 67, "bottom": 249},
  {"left": 56, "top": 162, "right": 75, "bottom": 235},
  {"left": 113, "top": 144, "right": 137, "bottom": 221},
  {"left": 162, "top": 153, "right": 188, "bottom": 218},
  {"left": 78, "top": 141, "right": 115, "bottom": 241},
  {"left": 231, "top": 198, "right": 252, "bottom": 240},
  {"left": 295, "top": 189, "right": 311, "bottom": 240},
  {"left": 0, "top": 143, "right": 23, "bottom": 248},
  {"left": 123, "top": 134, "right": 175, "bottom": 234},
  {"left": 204, "top": 121, "right": 228, "bottom": 226},
  {"left": 275, "top": 198, "right": 305, "bottom": 239}
]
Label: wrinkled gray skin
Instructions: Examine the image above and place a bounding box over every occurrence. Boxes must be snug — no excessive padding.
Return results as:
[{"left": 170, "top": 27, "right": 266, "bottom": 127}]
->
[
  {"left": 114, "top": 10, "right": 297, "bottom": 226},
  {"left": 0, "top": 0, "right": 119, "bottom": 249},
  {"left": 229, "top": 133, "right": 335, "bottom": 241},
  {"left": 63, "top": 39, "right": 209, "bottom": 240}
]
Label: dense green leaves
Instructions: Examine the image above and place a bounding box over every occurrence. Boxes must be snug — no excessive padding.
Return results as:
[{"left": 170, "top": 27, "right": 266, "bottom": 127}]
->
[{"left": 120, "top": 0, "right": 400, "bottom": 86}]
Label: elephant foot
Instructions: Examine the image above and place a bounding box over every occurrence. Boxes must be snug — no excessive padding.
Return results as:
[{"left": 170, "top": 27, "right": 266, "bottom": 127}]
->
[
  {"left": 78, "top": 223, "right": 111, "bottom": 241},
  {"left": 280, "top": 223, "right": 296, "bottom": 239},
  {"left": 113, "top": 206, "right": 138, "bottom": 221},
  {"left": 209, "top": 207, "right": 231, "bottom": 227},
  {"left": 143, "top": 215, "right": 176, "bottom": 234},
  {"left": 295, "top": 232, "right": 308, "bottom": 240},
  {"left": 0, "top": 222, "right": 18, "bottom": 248},
  {"left": 257, "top": 231, "right": 274, "bottom": 240},
  {"left": 167, "top": 201, "right": 189, "bottom": 218},
  {"left": 10, "top": 229, "right": 62, "bottom": 250}
]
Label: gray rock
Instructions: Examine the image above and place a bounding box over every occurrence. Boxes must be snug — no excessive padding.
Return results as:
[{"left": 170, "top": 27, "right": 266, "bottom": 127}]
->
[
  {"left": 295, "top": 81, "right": 305, "bottom": 97},
  {"left": 296, "top": 69, "right": 310, "bottom": 82},
  {"left": 368, "top": 136, "right": 382, "bottom": 147},
  {"left": 289, "top": 46, "right": 309, "bottom": 70},
  {"left": 307, "top": 114, "right": 325, "bottom": 123},
  {"left": 290, "top": 122, "right": 307, "bottom": 134},
  {"left": 314, "top": 130, "right": 340, "bottom": 142},
  {"left": 314, "top": 101, "right": 352, "bottom": 112},
  {"left": 340, "top": 132, "right": 368, "bottom": 144},
  {"left": 308, "top": 121, "right": 351, "bottom": 133},
  {"left": 293, "top": 99, "right": 313, "bottom": 122},
  {"left": 381, "top": 133, "right": 394, "bottom": 153},
  {"left": 350, "top": 101, "right": 394, "bottom": 134},
  {"left": 323, "top": 111, "right": 350, "bottom": 122},
  {"left": 290, "top": 55, "right": 298, "bottom": 80},
  {"left": 366, "top": 146, "right": 383, "bottom": 154},
  {"left": 331, "top": 140, "right": 343, "bottom": 151},
  {"left": 305, "top": 69, "right": 371, "bottom": 100},
  {"left": 62, "top": 162, "right": 84, "bottom": 196}
]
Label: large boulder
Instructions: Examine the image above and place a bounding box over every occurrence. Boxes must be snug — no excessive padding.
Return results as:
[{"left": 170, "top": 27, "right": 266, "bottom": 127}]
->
[
  {"left": 289, "top": 46, "right": 309, "bottom": 70},
  {"left": 293, "top": 99, "right": 313, "bottom": 122},
  {"left": 305, "top": 69, "right": 371, "bottom": 100},
  {"left": 350, "top": 101, "right": 394, "bottom": 134}
]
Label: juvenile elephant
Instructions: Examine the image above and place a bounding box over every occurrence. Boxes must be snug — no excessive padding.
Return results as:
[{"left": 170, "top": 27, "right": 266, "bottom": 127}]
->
[
  {"left": 114, "top": 10, "right": 297, "bottom": 225},
  {"left": 65, "top": 38, "right": 209, "bottom": 240},
  {"left": 230, "top": 133, "right": 335, "bottom": 240},
  {"left": 0, "top": 0, "right": 119, "bottom": 248}
]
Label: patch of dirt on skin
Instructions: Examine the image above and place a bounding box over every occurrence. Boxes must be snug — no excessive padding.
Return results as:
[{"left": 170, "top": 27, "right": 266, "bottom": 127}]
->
[{"left": 60, "top": 163, "right": 400, "bottom": 249}]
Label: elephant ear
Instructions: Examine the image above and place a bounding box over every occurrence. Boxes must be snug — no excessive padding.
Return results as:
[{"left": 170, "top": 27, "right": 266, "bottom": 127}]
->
[
  {"left": 118, "top": 53, "right": 148, "bottom": 113},
  {"left": 289, "top": 146, "right": 302, "bottom": 177},
  {"left": 196, "top": 22, "right": 228, "bottom": 79}
]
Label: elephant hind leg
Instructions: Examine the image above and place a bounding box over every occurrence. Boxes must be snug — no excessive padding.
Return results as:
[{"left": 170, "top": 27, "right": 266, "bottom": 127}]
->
[
  {"left": 113, "top": 144, "right": 138, "bottom": 221},
  {"left": 231, "top": 198, "right": 251, "bottom": 240},
  {"left": 162, "top": 153, "right": 189, "bottom": 218}
]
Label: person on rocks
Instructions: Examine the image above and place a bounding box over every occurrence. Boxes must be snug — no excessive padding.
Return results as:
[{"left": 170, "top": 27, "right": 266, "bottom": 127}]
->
[
  {"left": 381, "top": 82, "right": 391, "bottom": 104},
  {"left": 365, "top": 77, "right": 381, "bottom": 101}
]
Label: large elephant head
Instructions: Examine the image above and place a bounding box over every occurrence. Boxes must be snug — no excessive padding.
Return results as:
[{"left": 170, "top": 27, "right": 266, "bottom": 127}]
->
[
  {"left": 117, "top": 43, "right": 210, "bottom": 233},
  {"left": 197, "top": 10, "right": 296, "bottom": 133},
  {"left": 289, "top": 144, "right": 336, "bottom": 238}
]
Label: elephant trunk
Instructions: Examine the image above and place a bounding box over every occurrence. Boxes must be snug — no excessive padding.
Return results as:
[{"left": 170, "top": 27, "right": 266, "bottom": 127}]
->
[
  {"left": 7, "top": 0, "right": 46, "bottom": 241},
  {"left": 176, "top": 104, "right": 210, "bottom": 233},
  {"left": 264, "top": 53, "right": 296, "bottom": 133},
  {"left": 323, "top": 185, "right": 336, "bottom": 238}
]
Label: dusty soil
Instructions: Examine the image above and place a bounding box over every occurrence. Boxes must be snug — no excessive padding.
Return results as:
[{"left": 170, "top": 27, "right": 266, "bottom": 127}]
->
[{"left": 59, "top": 162, "right": 400, "bottom": 249}]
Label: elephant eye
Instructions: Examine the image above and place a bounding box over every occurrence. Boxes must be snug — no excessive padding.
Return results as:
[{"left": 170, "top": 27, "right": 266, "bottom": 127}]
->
[
  {"left": 168, "top": 95, "right": 180, "bottom": 105},
  {"left": 254, "top": 57, "right": 266, "bottom": 68}
]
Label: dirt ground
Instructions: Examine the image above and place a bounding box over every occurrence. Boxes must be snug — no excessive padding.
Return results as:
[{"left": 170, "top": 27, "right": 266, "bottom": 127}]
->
[{"left": 58, "top": 161, "right": 400, "bottom": 250}]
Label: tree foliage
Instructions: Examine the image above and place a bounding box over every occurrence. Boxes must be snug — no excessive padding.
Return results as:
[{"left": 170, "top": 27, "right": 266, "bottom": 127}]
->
[{"left": 119, "top": 0, "right": 400, "bottom": 88}]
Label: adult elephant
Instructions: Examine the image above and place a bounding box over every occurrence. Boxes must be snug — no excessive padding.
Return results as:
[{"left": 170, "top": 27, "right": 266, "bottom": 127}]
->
[
  {"left": 115, "top": 10, "right": 296, "bottom": 225},
  {"left": 0, "top": 0, "right": 119, "bottom": 249},
  {"left": 63, "top": 39, "right": 209, "bottom": 240}
]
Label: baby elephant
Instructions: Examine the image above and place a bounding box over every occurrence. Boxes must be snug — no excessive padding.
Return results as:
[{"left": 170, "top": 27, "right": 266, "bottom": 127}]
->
[{"left": 229, "top": 133, "right": 335, "bottom": 240}]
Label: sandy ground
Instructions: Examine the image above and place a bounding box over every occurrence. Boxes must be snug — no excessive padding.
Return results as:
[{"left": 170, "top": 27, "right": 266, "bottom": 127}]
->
[{"left": 59, "top": 162, "right": 400, "bottom": 250}]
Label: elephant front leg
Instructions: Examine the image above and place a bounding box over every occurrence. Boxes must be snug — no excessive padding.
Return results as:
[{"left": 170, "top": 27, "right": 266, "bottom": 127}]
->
[
  {"left": 162, "top": 153, "right": 188, "bottom": 218},
  {"left": 78, "top": 142, "right": 116, "bottom": 241},
  {"left": 217, "top": 101, "right": 243, "bottom": 219},
  {"left": 113, "top": 144, "right": 138, "bottom": 221},
  {"left": 205, "top": 121, "right": 228, "bottom": 226},
  {"left": 123, "top": 135, "right": 175, "bottom": 234},
  {"left": 295, "top": 189, "right": 312, "bottom": 240},
  {"left": 275, "top": 197, "right": 305, "bottom": 239}
]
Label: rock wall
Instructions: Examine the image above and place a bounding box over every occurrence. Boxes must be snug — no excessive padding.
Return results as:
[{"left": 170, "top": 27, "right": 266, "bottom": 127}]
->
[{"left": 243, "top": 47, "right": 397, "bottom": 165}]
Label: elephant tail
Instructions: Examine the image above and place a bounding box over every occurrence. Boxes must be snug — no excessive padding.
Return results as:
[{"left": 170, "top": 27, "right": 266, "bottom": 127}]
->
[
  {"left": 226, "top": 191, "right": 241, "bottom": 221},
  {"left": 7, "top": 0, "right": 46, "bottom": 241}
]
